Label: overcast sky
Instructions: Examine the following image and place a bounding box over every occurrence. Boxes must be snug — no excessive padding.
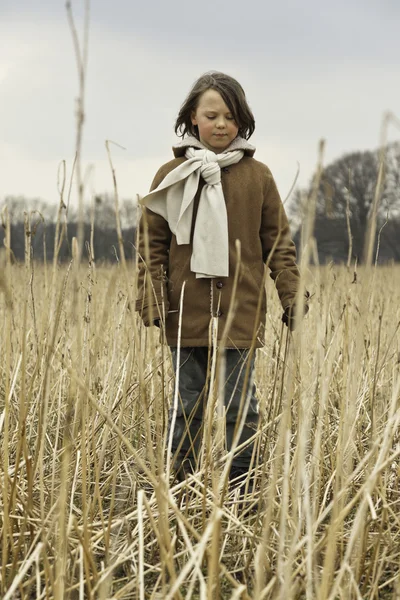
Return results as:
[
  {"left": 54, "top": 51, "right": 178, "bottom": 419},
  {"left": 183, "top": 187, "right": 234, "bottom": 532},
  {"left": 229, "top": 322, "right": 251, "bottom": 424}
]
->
[{"left": 1, "top": 0, "right": 399, "bottom": 213}]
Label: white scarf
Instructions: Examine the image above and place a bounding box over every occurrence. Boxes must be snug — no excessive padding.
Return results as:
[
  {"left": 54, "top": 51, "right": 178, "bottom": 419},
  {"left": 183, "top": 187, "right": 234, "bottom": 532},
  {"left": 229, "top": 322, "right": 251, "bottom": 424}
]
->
[{"left": 142, "top": 137, "right": 253, "bottom": 278}]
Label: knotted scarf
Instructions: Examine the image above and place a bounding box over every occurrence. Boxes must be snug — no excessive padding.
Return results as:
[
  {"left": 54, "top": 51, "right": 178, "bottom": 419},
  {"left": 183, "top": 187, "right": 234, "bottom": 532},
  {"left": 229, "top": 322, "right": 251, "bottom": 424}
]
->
[{"left": 141, "top": 143, "right": 246, "bottom": 278}]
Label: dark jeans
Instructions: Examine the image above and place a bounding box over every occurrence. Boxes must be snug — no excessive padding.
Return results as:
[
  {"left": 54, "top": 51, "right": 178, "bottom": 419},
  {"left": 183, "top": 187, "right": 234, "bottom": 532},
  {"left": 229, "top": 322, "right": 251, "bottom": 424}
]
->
[{"left": 169, "top": 347, "right": 259, "bottom": 472}]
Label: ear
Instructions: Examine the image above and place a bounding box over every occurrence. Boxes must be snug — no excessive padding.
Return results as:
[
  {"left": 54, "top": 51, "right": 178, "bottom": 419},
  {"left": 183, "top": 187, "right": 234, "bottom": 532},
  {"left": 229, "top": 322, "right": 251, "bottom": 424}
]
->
[{"left": 190, "top": 110, "right": 197, "bottom": 126}]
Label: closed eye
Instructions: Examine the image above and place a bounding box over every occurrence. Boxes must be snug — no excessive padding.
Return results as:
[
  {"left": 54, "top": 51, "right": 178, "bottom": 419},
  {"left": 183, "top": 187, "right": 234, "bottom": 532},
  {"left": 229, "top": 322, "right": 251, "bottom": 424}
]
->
[{"left": 206, "top": 116, "right": 235, "bottom": 121}]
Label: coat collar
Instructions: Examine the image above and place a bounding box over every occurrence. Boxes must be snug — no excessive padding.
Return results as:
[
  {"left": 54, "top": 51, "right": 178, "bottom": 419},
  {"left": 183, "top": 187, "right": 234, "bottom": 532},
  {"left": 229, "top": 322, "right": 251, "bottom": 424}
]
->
[{"left": 173, "top": 135, "right": 256, "bottom": 158}]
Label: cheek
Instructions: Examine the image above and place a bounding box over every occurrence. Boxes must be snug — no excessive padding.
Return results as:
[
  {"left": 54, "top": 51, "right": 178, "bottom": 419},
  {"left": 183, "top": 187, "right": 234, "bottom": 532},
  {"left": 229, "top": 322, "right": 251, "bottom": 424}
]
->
[{"left": 198, "top": 120, "right": 213, "bottom": 134}]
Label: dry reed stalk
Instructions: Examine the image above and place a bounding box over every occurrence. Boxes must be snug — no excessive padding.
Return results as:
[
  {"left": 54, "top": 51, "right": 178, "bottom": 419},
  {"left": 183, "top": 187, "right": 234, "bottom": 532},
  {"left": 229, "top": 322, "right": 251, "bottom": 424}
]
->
[
  {"left": 1, "top": 208, "right": 12, "bottom": 596},
  {"left": 66, "top": 0, "right": 90, "bottom": 260},
  {"left": 1, "top": 262, "right": 400, "bottom": 598},
  {"left": 166, "top": 281, "right": 186, "bottom": 479},
  {"left": 2, "top": 6, "right": 400, "bottom": 593}
]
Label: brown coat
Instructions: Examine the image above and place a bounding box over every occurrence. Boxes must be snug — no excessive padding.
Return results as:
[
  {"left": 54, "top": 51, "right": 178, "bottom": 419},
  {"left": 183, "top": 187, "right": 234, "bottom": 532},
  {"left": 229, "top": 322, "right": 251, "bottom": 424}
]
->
[{"left": 135, "top": 149, "right": 301, "bottom": 348}]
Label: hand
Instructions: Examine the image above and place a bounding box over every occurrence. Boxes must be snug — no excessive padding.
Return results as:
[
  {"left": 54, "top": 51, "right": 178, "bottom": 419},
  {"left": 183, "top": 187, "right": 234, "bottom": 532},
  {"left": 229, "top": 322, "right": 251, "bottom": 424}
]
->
[
  {"left": 282, "top": 298, "right": 309, "bottom": 331},
  {"left": 140, "top": 305, "right": 164, "bottom": 327}
]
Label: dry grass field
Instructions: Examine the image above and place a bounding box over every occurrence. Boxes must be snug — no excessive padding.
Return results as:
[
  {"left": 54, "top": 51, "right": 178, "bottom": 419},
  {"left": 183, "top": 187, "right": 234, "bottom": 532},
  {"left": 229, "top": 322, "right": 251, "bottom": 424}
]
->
[
  {"left": 0, "top": 235, "right": 399, "bottom": 599},
  {"left": 3, "top": 2, "right": 400, "bottom": 596}
]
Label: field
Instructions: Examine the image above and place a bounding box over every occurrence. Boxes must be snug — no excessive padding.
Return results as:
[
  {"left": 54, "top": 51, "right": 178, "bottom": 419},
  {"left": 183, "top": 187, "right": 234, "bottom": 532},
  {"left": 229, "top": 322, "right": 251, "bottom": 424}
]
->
[{"left": 0, "top": 244, "right": 399, "bottom": 599}]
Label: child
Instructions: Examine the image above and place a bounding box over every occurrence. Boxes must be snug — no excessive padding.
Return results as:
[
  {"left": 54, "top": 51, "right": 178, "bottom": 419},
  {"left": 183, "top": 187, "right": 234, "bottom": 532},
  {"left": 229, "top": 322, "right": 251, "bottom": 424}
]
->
[{"left": 135, "top": 71, "right": 307, "bottom": 481}]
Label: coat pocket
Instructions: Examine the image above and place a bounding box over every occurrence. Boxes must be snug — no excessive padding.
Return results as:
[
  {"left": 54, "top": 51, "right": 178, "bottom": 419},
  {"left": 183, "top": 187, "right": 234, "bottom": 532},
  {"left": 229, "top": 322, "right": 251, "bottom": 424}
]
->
[
  {"left": 168, "top": 256, "right": 191, "bottom": 309},
  {"left": 246, "top": 263, "right": 264, "bottom": 288},
  {"left": 242, "top": 264, "right": 266, "bottom": 313}
]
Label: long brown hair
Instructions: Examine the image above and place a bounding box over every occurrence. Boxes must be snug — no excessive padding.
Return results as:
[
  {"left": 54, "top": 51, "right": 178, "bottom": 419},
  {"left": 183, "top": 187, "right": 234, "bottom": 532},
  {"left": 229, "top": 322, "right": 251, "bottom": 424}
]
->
[{"left": 175, "top": 71, "right": 255, "bottom": 140}]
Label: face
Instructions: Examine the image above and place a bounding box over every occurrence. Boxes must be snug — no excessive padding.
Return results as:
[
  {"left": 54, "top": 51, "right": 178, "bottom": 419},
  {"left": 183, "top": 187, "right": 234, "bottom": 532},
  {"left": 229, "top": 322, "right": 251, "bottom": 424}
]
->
[{"left": 191, "top": 89, "right": 239, "bottom": 153}]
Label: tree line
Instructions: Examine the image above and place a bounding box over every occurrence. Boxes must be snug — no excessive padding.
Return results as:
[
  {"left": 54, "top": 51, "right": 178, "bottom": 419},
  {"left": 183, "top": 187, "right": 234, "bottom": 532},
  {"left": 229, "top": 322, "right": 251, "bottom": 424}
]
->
[
  {"left": 0, "top": 195, "right": 138, "bottom": 263},
  {"left": 1, "top": 141, "right": 400, "bottom": 264},
  {"left": 290, "top": 141, "right": 400, "bottom": 263}
]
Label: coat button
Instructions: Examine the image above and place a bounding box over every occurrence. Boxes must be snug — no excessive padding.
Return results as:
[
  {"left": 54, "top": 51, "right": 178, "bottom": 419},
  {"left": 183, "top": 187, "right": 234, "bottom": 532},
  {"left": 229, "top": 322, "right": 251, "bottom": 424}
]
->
[
  {"left": 216, "top": 281, "right": 223, "bottom": 289},
  {"left": 222, "top": 167, "right": 229, "bottom": 173},
  {"left": 217, "top": 310, "right": 223, "bottom": 317}
]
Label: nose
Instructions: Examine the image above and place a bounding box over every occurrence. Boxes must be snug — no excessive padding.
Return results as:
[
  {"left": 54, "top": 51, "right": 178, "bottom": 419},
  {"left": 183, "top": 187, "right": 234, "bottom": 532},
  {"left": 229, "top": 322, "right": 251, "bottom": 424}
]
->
[{"left": 215, "top": 116, "right": 227, "bottom": 129}]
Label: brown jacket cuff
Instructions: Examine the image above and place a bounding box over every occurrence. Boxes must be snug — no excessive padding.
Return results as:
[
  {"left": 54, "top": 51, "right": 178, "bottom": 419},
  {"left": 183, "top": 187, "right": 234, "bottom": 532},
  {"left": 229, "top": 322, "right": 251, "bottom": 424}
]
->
[{"left": 135, "top": 298, "right": 169, "bottom": 327}]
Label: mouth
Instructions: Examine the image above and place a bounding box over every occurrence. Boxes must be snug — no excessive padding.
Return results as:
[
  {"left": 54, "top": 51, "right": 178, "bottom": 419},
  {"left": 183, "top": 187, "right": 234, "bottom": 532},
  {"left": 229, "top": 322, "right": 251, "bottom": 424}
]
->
[{"left": 214, "top": 134, "right": 227, "bottom": 137}]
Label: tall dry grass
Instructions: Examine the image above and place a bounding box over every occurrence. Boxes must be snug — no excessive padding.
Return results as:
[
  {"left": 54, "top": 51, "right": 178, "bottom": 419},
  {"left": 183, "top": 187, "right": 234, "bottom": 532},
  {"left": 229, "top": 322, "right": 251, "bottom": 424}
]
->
[
  {"left": 0, "top": 225, "right": 399, "bottom": 598},
  {"left": 1, "top": 4, "right": 399, "bottom": 597}
]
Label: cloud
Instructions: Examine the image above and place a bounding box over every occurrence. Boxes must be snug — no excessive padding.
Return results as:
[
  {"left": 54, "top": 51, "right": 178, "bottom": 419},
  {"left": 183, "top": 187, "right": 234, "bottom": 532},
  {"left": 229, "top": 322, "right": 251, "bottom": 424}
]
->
[
  {"left": 0, "top": 145, "right": 169, "bottom": 204},
  {"left": 1, "top": 1, "right": 399, "bottom": 207}
]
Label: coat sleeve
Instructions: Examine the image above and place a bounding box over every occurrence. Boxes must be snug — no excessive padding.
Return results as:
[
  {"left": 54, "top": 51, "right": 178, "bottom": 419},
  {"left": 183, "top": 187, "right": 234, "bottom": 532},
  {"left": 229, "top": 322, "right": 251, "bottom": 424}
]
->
[
  {"left": 135, "top": 166, "right": 172, "bottom": 326},
  {"left": 260, "top": 169, "right": 302, "bottom": 311}
]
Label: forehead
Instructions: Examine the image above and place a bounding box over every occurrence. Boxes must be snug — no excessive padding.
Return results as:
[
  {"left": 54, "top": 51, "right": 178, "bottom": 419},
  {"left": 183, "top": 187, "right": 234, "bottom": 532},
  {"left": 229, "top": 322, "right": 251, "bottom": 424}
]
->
[{"left": 196, "top": 88, "right": 232, "bottom": 112}]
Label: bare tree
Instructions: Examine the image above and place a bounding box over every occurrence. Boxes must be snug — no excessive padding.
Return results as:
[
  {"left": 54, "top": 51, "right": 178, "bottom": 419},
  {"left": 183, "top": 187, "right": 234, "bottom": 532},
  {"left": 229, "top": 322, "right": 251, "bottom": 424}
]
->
[
  {"left": 290, "top": 142, "right": 400, "bottom": 263},
  {"left": 0, "top": 194, "right": 138, "bottom": 263}
]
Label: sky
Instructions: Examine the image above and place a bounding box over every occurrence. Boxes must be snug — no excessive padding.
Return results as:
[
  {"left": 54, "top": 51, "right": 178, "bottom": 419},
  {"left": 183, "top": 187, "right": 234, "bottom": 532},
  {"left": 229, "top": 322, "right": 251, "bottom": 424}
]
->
[{"left": 1, "top": 0, "right": 399, "bottom": 217}]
